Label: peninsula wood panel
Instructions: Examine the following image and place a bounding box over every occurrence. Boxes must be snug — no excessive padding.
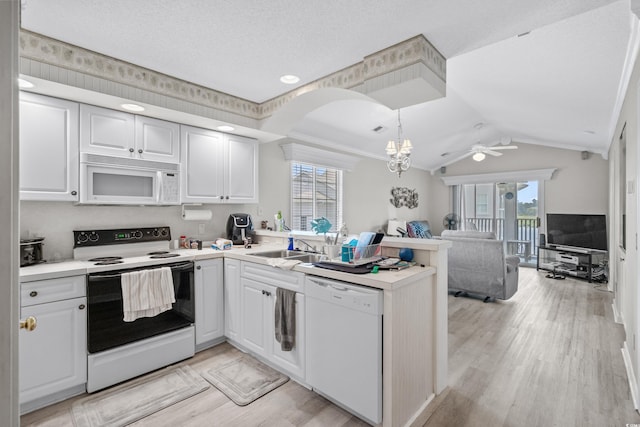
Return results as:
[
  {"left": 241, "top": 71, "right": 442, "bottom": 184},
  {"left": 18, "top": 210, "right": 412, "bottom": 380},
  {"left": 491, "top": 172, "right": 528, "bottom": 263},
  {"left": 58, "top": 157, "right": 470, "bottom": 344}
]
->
[{"left": 383, "top": 275, "right": 434, "bottom": 427}]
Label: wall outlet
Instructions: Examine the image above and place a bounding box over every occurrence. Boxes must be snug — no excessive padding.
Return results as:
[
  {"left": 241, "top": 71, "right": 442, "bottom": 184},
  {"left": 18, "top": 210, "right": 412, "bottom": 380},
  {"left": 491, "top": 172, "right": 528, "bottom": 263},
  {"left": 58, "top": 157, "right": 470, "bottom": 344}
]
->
[
  {"left": 198, "top": 223, "right": 205, "bottom": 235},
  {"left": 258, "top": 206, "right": 264, "bottom": 215}
]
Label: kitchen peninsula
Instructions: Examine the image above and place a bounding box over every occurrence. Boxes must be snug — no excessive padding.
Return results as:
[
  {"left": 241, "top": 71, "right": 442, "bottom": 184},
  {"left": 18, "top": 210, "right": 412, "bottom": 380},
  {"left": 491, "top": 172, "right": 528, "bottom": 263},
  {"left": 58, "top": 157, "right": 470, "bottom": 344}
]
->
[{"left": 20, "top": 235, "right": 450, "bottom": 427}]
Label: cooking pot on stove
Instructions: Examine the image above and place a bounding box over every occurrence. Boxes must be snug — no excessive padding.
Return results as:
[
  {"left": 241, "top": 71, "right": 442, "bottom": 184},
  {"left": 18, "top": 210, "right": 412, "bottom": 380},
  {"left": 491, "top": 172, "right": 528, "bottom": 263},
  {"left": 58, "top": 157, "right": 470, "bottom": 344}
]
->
[{"left": 20, "top": 237, "right": 44, "bottom": 267}]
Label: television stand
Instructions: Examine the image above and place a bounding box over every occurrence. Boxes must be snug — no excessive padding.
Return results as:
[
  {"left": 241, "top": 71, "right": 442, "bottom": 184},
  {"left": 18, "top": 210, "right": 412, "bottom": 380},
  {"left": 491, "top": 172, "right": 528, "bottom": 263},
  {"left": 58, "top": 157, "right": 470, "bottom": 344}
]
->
[{"left": 537, "top": 245, "right": 607, "bottom": 283}]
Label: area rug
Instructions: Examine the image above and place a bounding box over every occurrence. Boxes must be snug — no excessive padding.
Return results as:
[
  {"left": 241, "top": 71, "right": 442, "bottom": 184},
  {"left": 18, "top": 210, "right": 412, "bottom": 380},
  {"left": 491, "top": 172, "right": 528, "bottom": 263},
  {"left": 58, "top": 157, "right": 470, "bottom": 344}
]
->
[
  {"left": 71, "top": 365, "right": 210, "bottom": 427},
  {"left": 200, "top": 355, "right": 289, "bottom": 406}
]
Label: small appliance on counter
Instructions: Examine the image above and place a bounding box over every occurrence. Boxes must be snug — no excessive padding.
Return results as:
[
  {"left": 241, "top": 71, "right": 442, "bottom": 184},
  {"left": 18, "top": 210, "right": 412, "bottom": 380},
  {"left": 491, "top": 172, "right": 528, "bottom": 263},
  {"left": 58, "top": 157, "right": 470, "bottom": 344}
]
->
[
  {"left": 226, "top": 213, "right": 255, "bottom": 245},
  {"left": 20, "top": 237, "right": 45, "bottom": 267}
]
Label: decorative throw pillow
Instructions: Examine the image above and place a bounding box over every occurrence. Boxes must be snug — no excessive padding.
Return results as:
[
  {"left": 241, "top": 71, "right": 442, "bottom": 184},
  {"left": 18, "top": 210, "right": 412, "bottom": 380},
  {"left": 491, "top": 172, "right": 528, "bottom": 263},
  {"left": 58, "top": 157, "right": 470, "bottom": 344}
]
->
[{"left": 406, "top": 221, "right": 432, "bottom": 239}]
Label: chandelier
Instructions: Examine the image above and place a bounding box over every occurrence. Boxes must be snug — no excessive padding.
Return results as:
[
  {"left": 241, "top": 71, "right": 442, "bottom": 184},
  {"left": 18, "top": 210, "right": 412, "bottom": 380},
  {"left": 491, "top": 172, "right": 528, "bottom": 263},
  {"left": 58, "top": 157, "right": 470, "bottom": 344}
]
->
[{"left": 385, "top": 110, "right": 413, "bottom": 177}]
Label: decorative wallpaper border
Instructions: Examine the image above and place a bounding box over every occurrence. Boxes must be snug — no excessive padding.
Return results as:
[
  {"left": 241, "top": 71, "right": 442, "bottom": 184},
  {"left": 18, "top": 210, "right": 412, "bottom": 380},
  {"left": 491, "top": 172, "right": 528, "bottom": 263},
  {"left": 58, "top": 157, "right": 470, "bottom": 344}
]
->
[{"left": 19, "top": 31, "right": 446, "bottom": 122}]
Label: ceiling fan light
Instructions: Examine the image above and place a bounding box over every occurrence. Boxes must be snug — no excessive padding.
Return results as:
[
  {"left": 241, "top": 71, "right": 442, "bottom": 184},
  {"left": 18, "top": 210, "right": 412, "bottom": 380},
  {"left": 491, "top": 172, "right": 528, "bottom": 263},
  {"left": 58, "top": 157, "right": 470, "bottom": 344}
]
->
[{"left": 472, "top": 152, "right": 486, "bottom": 161}]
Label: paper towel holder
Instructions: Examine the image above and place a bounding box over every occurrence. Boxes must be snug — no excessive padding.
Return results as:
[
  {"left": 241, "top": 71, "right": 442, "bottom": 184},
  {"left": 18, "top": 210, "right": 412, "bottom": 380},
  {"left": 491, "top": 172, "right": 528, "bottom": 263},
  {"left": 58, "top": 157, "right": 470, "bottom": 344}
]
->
[{"left": 181, "top": 204, "right": 212, "bottom": 221}]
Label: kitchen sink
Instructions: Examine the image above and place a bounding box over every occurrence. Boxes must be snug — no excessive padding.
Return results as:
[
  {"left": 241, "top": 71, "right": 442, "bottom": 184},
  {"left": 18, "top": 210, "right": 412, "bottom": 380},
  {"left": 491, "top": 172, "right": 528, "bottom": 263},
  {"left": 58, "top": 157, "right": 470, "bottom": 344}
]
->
[
  {"left": 250, "top": 249, "right": 308, "bottom": 258},
  {"left": 249, "top": 249, "right": 326, "bottom": 263},
  {"left": 289, "top": 253, "right": 326, "bottom": 263}
]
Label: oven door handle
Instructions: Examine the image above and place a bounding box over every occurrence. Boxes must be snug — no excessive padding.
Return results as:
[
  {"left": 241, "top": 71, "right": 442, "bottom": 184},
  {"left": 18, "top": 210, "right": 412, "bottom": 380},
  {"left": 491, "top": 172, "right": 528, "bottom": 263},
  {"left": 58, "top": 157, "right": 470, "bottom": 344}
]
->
[{"left": 88, "top": 262, "right": 194, "bottom": 280}]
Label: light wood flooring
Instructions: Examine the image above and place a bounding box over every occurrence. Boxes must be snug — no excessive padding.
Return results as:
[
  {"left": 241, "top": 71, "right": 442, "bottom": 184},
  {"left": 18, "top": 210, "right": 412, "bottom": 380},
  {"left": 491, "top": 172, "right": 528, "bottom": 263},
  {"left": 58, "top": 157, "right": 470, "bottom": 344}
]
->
[{"left": 21, "top": 268, "right": 639, "bottom": 426}]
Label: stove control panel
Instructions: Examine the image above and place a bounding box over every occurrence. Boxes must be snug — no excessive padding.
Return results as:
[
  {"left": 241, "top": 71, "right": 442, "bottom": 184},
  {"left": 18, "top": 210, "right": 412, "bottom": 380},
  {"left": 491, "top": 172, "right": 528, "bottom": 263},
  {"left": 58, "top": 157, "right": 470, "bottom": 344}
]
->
[{"left": 73, "top": 226, "right": 171, "bottom": 247}]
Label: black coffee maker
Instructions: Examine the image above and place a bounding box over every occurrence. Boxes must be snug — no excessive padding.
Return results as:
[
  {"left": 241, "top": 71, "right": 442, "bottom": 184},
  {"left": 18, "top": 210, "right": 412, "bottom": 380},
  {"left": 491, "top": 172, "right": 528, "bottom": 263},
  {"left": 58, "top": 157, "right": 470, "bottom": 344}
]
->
[{"left": 226, "top": 213, "right": 255, "bottom": 245}]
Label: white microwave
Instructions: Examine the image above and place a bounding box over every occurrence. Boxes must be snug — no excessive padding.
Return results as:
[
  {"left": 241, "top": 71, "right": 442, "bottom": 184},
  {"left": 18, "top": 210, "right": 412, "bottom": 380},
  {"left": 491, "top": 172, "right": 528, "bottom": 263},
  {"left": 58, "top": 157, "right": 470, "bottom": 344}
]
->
[{"left": 79, "top": 153, "right": 180, "bottom": 205}]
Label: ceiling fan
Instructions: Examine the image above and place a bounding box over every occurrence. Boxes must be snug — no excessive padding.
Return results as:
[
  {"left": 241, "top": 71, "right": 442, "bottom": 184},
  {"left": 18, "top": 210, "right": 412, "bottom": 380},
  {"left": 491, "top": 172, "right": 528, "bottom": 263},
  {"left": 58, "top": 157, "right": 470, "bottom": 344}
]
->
[{"left": 464, "top": 143, "right": 518, "bottom": 161}]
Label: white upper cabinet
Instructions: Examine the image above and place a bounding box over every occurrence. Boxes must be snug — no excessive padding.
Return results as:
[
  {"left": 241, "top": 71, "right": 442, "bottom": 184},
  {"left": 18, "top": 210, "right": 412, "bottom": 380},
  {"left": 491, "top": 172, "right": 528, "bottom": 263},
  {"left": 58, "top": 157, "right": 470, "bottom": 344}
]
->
[
  {"left": 181, "top": 125, "right": 258, "bottom": 204},
  {"left": 134, "top": 115, "right": 180, "bottom": 162},
  {"left": 19, "top": 92, "right": 80, "bottom": 201},
  {"left": 226, "top": 134, "right": 258, "bottom": 203},
  {"left": 80, "top": 104, "right": 179, "bottom": 163}
]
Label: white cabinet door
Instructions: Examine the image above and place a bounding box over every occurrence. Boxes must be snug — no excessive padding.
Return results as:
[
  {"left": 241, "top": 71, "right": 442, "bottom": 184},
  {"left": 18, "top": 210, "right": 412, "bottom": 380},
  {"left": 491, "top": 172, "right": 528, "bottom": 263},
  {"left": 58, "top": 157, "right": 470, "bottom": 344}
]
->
[
  {"left": 19, "top": 92, "right": 79, "bottom": 201},
  {"left": 240, "top": 277, "right": 271, "bottom": 358},
  {"left": 224, "top": 258, "right": 241, "bottom": 342},
  {"left": 180, "top": 125, "right": 225, "bottom": 203},
  {"left": 195, "top": 259, "right": 224, "bottom": 348},
  {"left": 270, "top": 292, "right": 305, "bottom": 379},
  {"left": 226, "top": 134, "right": 258, "bottom": 203},
  {"left": 239, "top": 267, "right": 305, "bottom": 379},
  {"left": 180, "top": 125, "right": 258, "bottom": 204},
  {"left": 80, "top": 104, "right": 135, "bottom": 156},
  {"left": 19, "top": 297, "right": 87, "bottom": 405},
  {"left": 134, "top": 116, "right": 180, "bottom": 162}
]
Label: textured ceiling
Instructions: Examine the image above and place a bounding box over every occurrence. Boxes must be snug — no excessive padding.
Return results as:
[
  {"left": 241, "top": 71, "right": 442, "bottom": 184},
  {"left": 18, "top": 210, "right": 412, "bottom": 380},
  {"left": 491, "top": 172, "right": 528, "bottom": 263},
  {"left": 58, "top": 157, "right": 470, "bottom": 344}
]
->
[{"left": 20, "top": 0, "right": 632, "bottom": 171}]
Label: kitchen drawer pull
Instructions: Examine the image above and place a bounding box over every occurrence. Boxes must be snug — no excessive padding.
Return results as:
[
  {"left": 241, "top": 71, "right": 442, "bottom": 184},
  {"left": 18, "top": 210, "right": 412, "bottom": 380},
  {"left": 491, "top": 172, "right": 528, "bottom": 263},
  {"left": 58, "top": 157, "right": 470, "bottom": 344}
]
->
[
  {"left": 79, "top": 304, "right": 86, "bottom": 310},
  {"left": 197, "top": 265, "right": 201, "bottom": 270},
  {"left": 29, "top": 291, "right": 38, "bottom": 297},
  {"left": 138, "top": 149, "right": 143, "bottom": 154},
  {"left": 71, "top": 190, "right": 77, "bottom": 196},
  {"left": 129, "top": 147, "right": 134, "bottom": 153}
]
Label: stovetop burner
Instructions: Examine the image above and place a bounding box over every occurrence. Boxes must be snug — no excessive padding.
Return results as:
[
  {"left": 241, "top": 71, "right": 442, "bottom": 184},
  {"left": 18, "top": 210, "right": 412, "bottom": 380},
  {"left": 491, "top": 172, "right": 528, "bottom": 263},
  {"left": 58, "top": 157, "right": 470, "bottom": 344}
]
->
[{"left": 149, "top": 251, "right": 180, "bottom": 259}]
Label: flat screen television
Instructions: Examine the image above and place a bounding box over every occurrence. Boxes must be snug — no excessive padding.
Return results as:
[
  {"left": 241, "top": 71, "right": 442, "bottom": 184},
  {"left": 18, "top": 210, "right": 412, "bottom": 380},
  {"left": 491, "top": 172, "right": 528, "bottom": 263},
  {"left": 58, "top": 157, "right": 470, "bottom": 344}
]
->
[{"left": 546, "top": 213, "right": 607, "bottom": 251}]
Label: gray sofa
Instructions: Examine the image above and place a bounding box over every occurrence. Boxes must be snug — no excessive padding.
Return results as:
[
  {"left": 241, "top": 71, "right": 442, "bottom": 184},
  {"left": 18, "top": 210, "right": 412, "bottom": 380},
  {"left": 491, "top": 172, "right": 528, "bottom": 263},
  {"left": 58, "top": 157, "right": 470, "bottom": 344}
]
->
[{"left": 440, "top": 230, "right": 520, "bottom": 301}]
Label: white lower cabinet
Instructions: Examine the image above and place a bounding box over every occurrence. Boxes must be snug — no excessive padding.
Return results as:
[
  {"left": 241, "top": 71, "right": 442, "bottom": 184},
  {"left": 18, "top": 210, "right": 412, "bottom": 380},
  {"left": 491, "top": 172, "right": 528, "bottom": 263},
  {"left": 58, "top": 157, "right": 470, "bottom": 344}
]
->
[
  {"left": 195, "top": 258, "right": 224, "bottom": 349},
  {"left": 19, "top": 275, "right": 87, "bottom": 413},
  {"left": 240, "top": 271, "right": 305, "bottom": 380}
]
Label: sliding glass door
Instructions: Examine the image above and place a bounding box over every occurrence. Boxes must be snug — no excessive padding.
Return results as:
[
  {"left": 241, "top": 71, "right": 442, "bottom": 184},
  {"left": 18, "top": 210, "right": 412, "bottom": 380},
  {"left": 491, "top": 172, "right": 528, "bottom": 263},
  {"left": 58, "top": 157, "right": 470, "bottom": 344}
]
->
[{"left": 454, "top": 180, "right": 541, "bottom": 266}]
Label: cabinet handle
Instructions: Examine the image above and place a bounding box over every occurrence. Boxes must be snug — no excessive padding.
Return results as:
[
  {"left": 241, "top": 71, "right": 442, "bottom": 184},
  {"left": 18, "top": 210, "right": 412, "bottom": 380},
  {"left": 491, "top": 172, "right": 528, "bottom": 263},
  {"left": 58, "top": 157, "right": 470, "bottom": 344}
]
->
[
  {"left": 71, "top": 190, "right": 77, "bottom": 196},
  {"left": 29, "top": 291, "right": 37, "bottom": 297},
  {"left": 197, "top": 265, "right": 201, "bottom": 270},
  {"left": 138, "top": 149, "right": 143, "bottom": 154},
  {"left": 79, "top": 304, "right": 86, "bottom": 310},
  {"left": 129, "top": 148, "right": 135, "bottom": 153},
  {"left": 225, "top": 196, "right": 229, "bottom": 200},
  {"left": 19, "top": 316, "right": 37, "bottom": 332},
  {"left": 219, "top": 195, "right": 224, "bottom": 200},
  {"left": 264, "top": 291, "right": 271, "bottom": 297}
]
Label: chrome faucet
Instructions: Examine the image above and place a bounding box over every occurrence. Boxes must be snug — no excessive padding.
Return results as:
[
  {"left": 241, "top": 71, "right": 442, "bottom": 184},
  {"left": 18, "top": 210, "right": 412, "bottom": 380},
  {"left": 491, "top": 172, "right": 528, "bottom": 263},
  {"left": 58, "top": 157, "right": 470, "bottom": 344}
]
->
[{"left": 294, "top": 238, "right": 318, "bottom": 253}]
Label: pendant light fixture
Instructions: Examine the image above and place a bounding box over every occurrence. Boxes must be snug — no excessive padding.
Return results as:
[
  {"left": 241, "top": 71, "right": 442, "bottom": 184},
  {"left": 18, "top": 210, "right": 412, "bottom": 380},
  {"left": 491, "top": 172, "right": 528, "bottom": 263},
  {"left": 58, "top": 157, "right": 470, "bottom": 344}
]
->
[{"left": 386, "top": 109, "right": 412, "bottom": 177}]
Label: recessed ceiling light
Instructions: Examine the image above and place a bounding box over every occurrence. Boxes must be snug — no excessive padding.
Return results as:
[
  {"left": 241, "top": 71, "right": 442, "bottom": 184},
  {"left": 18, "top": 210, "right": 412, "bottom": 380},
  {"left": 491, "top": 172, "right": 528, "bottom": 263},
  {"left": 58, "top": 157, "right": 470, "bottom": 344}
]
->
[
  {"left": 121, "top": 103, "right": 145, "bottom": 112},
  {"left": 18, "top": 78, "right": 34, "bottom": 88},
  {"left": 217, "top": 125, "right": 235, "bottom": 132},
  {"left": 280, "top": 75, "right": 300, "bottom": 84}
]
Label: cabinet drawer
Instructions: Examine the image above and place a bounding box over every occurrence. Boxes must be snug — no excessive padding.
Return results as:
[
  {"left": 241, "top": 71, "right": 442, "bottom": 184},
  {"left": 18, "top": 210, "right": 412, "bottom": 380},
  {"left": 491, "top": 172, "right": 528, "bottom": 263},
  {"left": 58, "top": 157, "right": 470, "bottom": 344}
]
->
[
  {"left": 240, "top": 262, "right": 304, "bottom": 292},
  {"left": 21, "top": 275, "right": 86, "bottom": 307}
]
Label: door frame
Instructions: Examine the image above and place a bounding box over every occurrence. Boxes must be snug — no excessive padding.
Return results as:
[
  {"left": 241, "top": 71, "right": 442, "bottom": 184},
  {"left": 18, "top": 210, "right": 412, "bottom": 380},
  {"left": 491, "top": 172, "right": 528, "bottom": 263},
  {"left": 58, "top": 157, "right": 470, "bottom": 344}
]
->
[{"left": 0, "top": 0, "right": 20, "bottom": 424}]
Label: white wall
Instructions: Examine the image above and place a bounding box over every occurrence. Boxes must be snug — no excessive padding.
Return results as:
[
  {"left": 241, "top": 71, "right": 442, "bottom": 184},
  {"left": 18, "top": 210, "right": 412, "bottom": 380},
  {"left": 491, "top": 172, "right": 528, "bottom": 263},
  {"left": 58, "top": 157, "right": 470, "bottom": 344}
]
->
[
  {"left": 20, "top": 201, "right": 258, "bottom": 260},
  {"left": 610, "top": 32, "right": 640, "bottom": 403},
  {"left": 256, "top": 140, "right": 434, "bottom": 236},
  {"left": 432, "top": 142, "right": 610, "bottom": 217}
]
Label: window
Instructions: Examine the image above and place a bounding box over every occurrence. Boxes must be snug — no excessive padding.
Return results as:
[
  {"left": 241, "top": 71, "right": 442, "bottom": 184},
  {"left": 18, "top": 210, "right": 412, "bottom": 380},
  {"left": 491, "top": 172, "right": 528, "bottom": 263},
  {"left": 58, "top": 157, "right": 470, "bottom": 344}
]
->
[{"left": 291, "top": 163, "right": 343, "bottom": 232}]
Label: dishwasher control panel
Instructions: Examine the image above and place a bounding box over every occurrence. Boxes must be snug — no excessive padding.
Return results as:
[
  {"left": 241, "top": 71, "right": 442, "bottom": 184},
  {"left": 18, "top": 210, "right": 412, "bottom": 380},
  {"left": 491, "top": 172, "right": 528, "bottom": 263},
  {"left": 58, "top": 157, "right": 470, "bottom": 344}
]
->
[{"left": 305, "top": 277, "right": 383, "bottom": 315}]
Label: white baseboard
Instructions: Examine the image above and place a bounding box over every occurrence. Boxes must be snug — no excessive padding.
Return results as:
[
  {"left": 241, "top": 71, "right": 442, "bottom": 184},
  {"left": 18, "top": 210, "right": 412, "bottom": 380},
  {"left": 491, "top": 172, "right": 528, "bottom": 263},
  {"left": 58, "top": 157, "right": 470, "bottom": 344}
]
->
[
  {"left": 612, "top": 300, "right": 623, "bottom": 324},
  {"left": 622, "top": 341, "right": 640, "bottom": 411}
]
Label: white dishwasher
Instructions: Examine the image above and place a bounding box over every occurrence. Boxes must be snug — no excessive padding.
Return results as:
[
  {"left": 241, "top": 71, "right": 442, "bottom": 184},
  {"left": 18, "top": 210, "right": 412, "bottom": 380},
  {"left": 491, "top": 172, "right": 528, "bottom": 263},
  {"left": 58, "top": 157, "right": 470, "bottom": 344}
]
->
[{"left": 305, "top": 276, "right": 383, "bottom": 425}]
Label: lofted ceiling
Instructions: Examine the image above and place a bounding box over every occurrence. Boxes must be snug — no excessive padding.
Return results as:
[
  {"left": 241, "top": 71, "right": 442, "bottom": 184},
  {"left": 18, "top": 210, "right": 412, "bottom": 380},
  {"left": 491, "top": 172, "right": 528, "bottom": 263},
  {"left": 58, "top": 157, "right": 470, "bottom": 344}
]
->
[{"left": 20, "top": 0, "right": 633, "bottom": 172}]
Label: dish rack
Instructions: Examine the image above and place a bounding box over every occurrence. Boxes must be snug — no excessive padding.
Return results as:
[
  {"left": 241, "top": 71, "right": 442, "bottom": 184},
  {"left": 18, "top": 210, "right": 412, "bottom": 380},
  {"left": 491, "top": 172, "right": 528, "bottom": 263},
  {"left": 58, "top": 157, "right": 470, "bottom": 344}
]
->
[{"left": 323, "top": 243, "right": 382, "bottom": 266}]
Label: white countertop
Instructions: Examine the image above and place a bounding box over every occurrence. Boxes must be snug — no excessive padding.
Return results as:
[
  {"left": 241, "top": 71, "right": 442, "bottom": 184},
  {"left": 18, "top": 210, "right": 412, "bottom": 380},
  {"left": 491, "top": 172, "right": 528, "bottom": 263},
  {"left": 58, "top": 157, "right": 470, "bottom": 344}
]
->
[{"left": 20, "top": 240, "right": 441, "bottom": 290}]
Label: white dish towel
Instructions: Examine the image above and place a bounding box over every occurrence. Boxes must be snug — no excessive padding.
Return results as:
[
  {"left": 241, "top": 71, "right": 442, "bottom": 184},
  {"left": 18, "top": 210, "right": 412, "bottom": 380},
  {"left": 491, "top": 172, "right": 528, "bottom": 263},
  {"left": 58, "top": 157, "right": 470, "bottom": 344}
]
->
[{"left": 121, "top": 267, "right": 176, "bottom": 322}]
